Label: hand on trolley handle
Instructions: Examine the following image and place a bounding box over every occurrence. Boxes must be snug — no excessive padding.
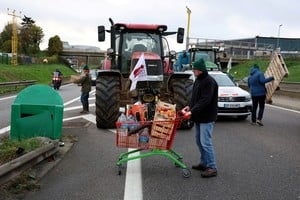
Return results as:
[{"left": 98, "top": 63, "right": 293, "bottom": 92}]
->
[{"left": 178, "top": 107, "right": 191, "bottom": 120}]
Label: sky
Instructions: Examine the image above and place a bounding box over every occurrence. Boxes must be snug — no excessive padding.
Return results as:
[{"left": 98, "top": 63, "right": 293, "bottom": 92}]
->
[{"left": 1, "top": 0, "right": 300, "bottom": 51}]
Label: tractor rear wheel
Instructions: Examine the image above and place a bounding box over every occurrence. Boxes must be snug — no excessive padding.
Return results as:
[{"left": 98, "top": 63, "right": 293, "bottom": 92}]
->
[
  {"left": 96, "top": 75, "right": 120, "bottom": 128},
  {"left": 170, "top": 78, "right": 194, "bottom": 129}
]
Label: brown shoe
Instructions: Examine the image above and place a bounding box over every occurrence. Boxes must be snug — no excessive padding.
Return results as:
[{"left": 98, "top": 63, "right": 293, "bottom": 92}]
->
[
  {"left": 192, "top": 164, "right": 207, "bottom": 171},
  {"left": 201, "top": 168, "right": 217, "bottom": 178}
]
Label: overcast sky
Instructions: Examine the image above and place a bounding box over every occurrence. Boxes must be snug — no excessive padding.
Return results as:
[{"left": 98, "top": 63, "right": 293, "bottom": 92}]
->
[{"left": 1, "top": 0, "right": 299, "bottom": 51}]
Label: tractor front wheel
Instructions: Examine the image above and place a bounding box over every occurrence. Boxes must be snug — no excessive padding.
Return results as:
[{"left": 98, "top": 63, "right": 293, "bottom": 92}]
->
[
  {"left": 170, "top": 78, "right": 194, "bottom": 129},
  {"left": 96, "top": 76, "right": 120, "bottom": 129}
]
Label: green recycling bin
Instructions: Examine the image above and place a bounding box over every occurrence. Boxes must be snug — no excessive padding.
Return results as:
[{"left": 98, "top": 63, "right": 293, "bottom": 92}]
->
[{"left": 10, "top": 84, "right": 64, "bottom": 140}]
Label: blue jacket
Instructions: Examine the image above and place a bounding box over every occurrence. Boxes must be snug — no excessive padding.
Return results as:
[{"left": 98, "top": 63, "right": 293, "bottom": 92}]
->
[
  {"left": 248, "top": 67, "right": 273, "bottom": 96},
  {"left": 174, "top": 52, "right": 190, "bottom": 71}
]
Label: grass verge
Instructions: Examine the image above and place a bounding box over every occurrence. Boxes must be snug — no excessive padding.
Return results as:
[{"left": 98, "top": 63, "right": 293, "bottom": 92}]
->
[{"left": 0, "top": 136, "right": 43, "bottom": 165}]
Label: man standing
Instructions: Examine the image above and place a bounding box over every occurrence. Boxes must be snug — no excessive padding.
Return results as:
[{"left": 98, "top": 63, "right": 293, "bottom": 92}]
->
[
  {"left": 182, "top": 58, "right": 219, "bottom": 178},
  {"left": 74, "top": 65, "right": 92, "bottom": 114},
  {"left": 248, "top": 64, "right": 274, "bottom": 126}
]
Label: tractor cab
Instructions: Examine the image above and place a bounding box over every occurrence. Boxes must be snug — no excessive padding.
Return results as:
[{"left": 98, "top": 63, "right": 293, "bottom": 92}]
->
[{"left": 98, "top": 21, "right": 184, "bottom": 77}]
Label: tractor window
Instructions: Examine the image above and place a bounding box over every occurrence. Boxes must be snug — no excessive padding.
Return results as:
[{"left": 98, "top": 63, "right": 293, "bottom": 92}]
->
[
  {"left": 162, "top": 38, "right": 170, "bottom": 57},
  {"left": 119, "top": 32, "right": 162, "bottom": 73},
  {"left": 195, "top": 51, "right": 215, "bottom": 63},
  {"left": 122, "top": 32, "right": 161, "bottom": 55}
]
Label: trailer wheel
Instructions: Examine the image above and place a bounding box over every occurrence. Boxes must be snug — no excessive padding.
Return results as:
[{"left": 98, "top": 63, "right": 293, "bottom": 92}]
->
[
  {"left": 170, "top": 78, "right": 194, "bottom": 129},
  {"left": 96, "top": 75, "right": 120, "bottom": 128}
]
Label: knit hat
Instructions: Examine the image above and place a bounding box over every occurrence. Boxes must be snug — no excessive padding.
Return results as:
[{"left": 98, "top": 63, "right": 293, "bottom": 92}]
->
[
  {"left": 192, "top": 58, "right": 206, "bottom": 71},
  {"left": 83, "top": 65, "right": 89, "bottom": 70}
]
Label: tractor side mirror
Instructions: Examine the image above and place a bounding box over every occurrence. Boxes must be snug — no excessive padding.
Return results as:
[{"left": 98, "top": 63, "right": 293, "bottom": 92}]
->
[
  {"left": 177, "top": 27, "right": 185, "bottom": 44},
  {"left": 98, "top": 26, "right": 105, "bottom": 42}
]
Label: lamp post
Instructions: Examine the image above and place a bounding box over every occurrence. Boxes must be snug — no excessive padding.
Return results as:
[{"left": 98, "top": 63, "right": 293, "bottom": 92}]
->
[
  {"left": 186, "top": 6, "right": 191, "bottom": 50},
  {"left": 276, "top": 24, "right": 283, "bottom": 50}
]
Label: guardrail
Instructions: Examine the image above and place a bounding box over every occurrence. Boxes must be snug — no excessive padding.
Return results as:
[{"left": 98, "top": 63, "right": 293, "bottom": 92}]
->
[
  {"left": 0, "top": 80, "right": 37, "bottom": 88},
  {"left": 0, "top": 141, "right": 59, "bottom": 185}
]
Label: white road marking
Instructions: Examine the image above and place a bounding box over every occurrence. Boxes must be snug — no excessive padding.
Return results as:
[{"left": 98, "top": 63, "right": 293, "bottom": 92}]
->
[
  {"left": 267, "top": 104, "right": 300, "bottom": 114},
  {"left": 64, "top": 104, "right": 95, "bottom": 111},
  {"left": 0, "top": 126, "right": 10, "bottom": 135},
  {"left": 124, "top": 148, "right": 143, "bottom": 200},
  {"left": 63, "top": 89, "right": 95, "bottom": 106},
  {"left": 64, "top": 113, "right": 143, "bottom": 200},
  {"left": 82, "top": 114, "right": 96, "bottom": 124},
  {"left": 0, "top": 95, "right": 16, "bottom": 101}
]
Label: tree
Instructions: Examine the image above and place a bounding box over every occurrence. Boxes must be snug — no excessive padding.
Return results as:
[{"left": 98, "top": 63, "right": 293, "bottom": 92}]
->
[
  {"left": 21, "top": 15, "right": 35, "bottom": 27},
  {"left": 48, "top": 35, "right": 63, "bottom": 56},
  {"left": 19, "top": 16, "right": 44, "bottom": 55},
  {"left": 0, "top": 16, "right": 44, "bottom": 56},
  {"left": 0, "top": 23, "right": 13, "bottom": 52}
]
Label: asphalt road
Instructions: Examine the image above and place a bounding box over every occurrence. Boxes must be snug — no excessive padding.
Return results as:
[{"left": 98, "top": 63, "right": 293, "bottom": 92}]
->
[{"left": 0, "top": 84, "right": 300, "bottom": 200}]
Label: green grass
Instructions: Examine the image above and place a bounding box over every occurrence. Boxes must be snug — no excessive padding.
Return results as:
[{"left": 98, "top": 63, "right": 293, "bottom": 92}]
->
[
  {"left": 0, "top": 64, "right": 77, "bottom": 84},
  {"left": 227, "top": 58, "right": 300, "bottom": 82},
  {"left": 0, "top": 136, "right": 43, "bottom": 196},
  {"left": 0, "top": 63, "right": 78, "bottom": 94},
  {"left": 0, "top": 57, "right": 299, "bottom": 93},
  {"left": 0, "top": 136, "right": 43, "bottom": 165}
]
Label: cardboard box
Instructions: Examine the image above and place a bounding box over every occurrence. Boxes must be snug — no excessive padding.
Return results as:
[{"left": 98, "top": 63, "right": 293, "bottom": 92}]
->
[{"left": 70, "top": 75, "right": 81, "bottom": 83}]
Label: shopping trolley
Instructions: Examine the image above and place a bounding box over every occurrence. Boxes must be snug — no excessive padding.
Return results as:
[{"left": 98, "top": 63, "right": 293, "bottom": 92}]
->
[{"left": 115, "top": 112, "right": 191, "bottom": 178}]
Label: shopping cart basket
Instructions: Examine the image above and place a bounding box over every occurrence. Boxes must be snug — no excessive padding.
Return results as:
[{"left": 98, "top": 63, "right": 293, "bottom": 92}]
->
[{"left": 115, "top": 112, "right": 191, "bottom": 178}]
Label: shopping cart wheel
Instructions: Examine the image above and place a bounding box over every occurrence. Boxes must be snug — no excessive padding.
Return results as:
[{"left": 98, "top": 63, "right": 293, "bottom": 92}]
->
[{"left": 182, "top": 168, "right": 191, "bottom": 178}]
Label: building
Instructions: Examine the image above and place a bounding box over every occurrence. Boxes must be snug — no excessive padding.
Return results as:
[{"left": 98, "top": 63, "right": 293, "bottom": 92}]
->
[{"left": 189, "top": 36, "right": 300, "bottom": 60}]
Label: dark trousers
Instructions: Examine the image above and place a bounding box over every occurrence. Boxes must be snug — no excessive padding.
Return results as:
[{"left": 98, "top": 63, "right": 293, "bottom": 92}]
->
[
  {"left": 81, "top": 92, "right": 90, "bottom": 111},
  {"left": 251, "top": 95, "right": 266, "bottom": 122}
]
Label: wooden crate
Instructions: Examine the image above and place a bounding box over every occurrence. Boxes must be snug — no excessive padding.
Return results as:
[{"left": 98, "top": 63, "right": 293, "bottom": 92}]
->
[
  {"left": 264, "top": 52, "right": 289, "bottom": 103},
  {"left": 70, "top": 75, "right": 81, "bottom": 83},
  {"left": 150, "top": 121, "right": 175, "bottom": 140},
  {"left": 151, "top": 101, "right": 176, "bottom": 140},
  {"left": 148, "top": 137, "right": 168, "bottom": 150}
]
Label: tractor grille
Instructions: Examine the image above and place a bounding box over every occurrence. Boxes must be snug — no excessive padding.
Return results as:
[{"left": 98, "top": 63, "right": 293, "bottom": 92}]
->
[{"left": 131, "top": 59, "right": 163, "bottom": 76}]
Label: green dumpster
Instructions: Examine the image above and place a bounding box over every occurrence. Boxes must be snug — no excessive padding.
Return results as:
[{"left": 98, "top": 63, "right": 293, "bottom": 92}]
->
[{"left": 10, "top": 84, "right": 64, "bottom": 140}]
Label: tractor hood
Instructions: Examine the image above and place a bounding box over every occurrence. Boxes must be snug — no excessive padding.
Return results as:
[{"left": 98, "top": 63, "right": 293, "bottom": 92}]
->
[
  {"left": 132, "top": 52, "right": 161, "bottom": 60},
  {"left": 131, "top": 52, "right": 163, "bottom": 82}
]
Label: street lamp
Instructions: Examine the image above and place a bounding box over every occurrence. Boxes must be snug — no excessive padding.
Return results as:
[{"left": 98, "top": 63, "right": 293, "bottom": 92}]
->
[
  {"left": 276, "top": 24, "right": 283, "bottom": 49},
  {"left": 186, "top": 6, "right": 191, "bottom": 50}
]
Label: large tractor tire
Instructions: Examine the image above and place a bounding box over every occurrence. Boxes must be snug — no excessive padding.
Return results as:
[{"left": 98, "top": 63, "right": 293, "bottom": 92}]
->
[
  {"left": 96, "top": 76, "right": 120, "bottom": 129},
  {"left": 170, "top": 78, "right": 194, "bottom": 129}
]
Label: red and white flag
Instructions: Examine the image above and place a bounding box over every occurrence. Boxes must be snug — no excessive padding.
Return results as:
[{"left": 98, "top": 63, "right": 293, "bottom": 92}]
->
[{"left": 129, "top": 53, "right": 147, "bottom": 91}]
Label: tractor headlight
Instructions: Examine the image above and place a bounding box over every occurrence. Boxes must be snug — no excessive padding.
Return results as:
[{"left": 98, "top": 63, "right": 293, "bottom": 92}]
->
[{"left": 142, "top": 94, "right": 155, "bottom": 103}]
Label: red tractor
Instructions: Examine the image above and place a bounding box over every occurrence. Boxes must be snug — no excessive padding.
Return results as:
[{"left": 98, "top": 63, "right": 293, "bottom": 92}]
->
[{"left": 96, "top": 18, "right": 193, "bottom": 129}]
